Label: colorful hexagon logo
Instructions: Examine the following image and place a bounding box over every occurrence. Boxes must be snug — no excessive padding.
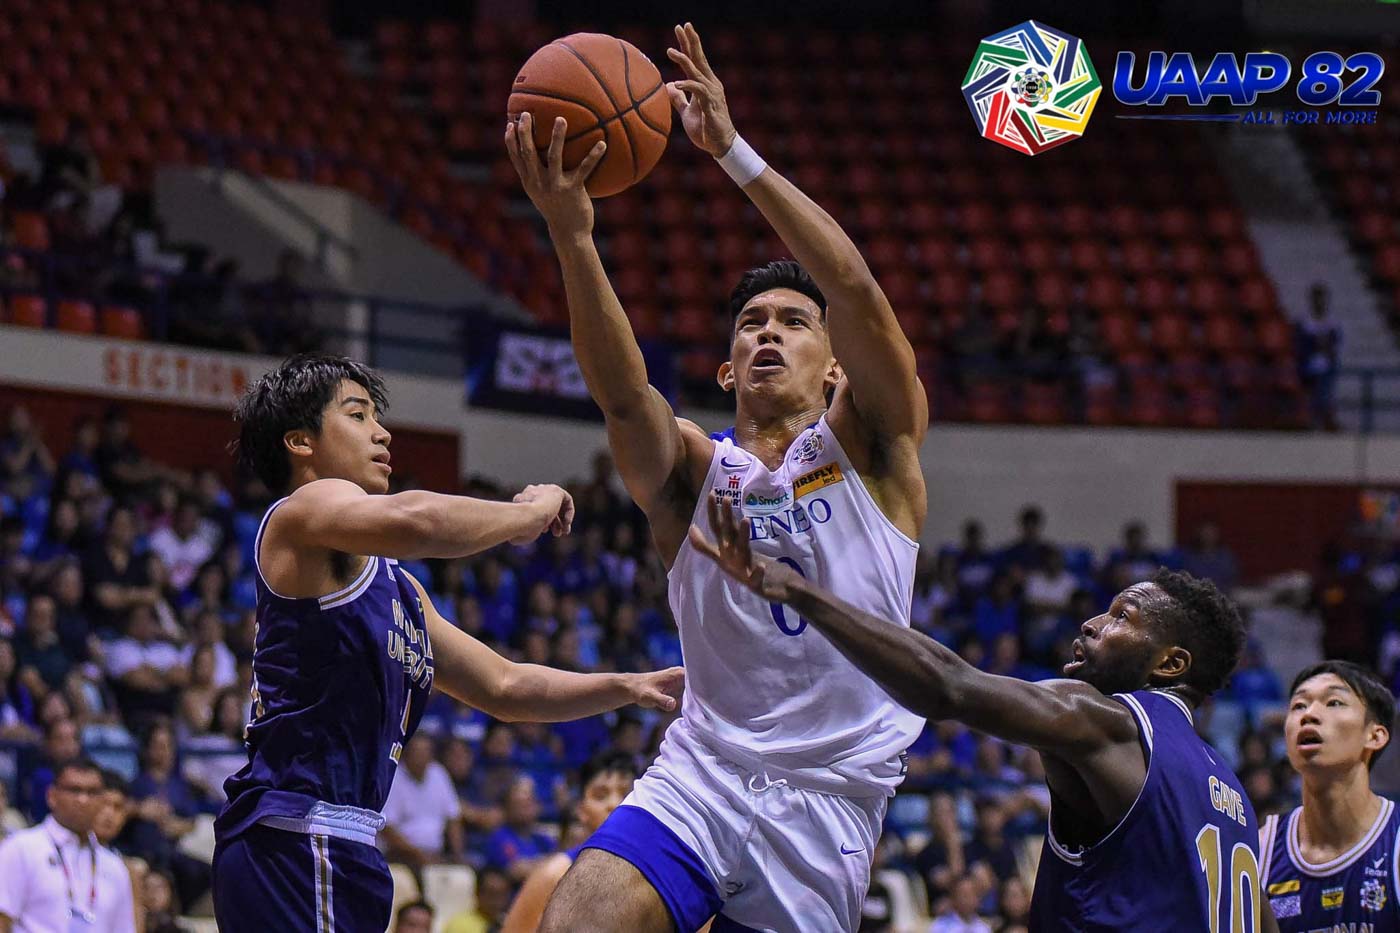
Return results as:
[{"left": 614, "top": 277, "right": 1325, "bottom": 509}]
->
[{"left": 962, "top": 21, "right": 1102, "bottom": 155}]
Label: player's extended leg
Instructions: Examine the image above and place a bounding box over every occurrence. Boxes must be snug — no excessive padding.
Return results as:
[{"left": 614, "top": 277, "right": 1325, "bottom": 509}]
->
[{"left": 539, "top": 848, "right": 674, "bottom": 932}]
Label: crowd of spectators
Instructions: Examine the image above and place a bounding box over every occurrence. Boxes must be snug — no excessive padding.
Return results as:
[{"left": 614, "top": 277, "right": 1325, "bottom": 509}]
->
[
  {"left": 1, "top": 404, "right": 1397, "bottom": 929},
  {"left": 1, "top": 129, "right": 322, "bottom": 355}
]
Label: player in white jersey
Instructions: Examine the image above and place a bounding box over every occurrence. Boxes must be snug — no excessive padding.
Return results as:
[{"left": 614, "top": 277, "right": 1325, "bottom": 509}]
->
[{"left": 506, "top": 22, "right": 928, "bottom": 933}]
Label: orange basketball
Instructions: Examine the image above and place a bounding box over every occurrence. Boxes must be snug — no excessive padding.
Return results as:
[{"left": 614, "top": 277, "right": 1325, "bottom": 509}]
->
[{"left": 508, "top": 33, "right": 671, "bottom": 198}]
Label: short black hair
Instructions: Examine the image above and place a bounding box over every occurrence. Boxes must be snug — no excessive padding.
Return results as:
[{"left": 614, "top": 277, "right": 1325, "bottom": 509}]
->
[
  {"left": 579, "top": 748, "right": 638, "bottom": 790},
  {"left": 1145, "top": 568, "right": 1246, "bottom": 703},
  {"left": 1290, "top": 660, "right": 1395, "bottom": 769},
  {"left": 99, "top": 768, "right": 130, "bottom": 796},
  {"left": 395, "top": 900, "right": 433, "bottom": 922},
  {"left": 53, "top": 757, "right": 102, "bottom": 784},
  {"left": 233, "top": 353, "right": 387, "bottom": 493},
  {"left": 728, "top": 260, "right": 827, "bottom": 333}
]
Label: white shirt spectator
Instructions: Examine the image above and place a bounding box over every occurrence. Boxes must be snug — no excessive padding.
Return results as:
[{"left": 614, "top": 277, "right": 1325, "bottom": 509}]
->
[
  {"left": 179, "top": 640, "right": 238, "bottom": 689},
  {"left": 381, "top": 760, "right": 460, "bottom": 853},
  {"left": 929, "top": 914, "right": 992, "bottom": 933},
  {"left": 0, "top": 815, "right": 135, "bottom": 933},
  {"left": 148, "top": 519, "right": 220, "bottom": 591},
  {"left": 105, "top": 638, "right": 183, "bottom": 679},
  {"left": 1024, "top": 567, "right": 1078, "bottom": 614}
]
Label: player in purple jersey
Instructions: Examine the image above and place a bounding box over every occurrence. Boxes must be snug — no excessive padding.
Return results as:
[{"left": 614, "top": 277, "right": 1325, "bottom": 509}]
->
[
  {"left": 691, "top": 496, "right": 1282, "bottom": 933},
  {"left": 1261, "top": 660, "right": 1398, "bottom": 931},
  {"left": 211, "top": 354, "right": 683, "bottom": 933}
]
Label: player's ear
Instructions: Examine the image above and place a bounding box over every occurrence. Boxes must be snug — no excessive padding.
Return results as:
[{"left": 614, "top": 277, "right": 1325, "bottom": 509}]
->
[
  {"left": 717, "top": 360, "right": 735, "bottom": 393},
  {"left": 1364, "top": 720, "right": 1390, "bottom": 759},
  {"left": 824, "top": 358, "right": 844, "bottom": 392},
  {"left": 283, "top": 429, "right": 315, "bottom": 460},
  {"left": 1155, "top": 645, "right": 1191, "bottom": 682}
]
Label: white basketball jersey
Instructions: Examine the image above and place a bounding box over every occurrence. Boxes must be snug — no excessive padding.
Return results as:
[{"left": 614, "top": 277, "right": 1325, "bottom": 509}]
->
[{"left": 667, "top": 415, "right": 925, "bottom": 796}]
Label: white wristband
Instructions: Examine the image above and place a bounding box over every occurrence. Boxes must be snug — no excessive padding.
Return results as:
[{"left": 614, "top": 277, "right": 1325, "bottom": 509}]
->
[{"left": 716, "top": 135, "right": 767, "bottom": 187}]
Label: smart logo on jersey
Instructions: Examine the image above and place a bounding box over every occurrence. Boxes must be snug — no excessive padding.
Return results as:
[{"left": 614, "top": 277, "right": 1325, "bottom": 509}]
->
[
  {"left": 742, "top": 490, "right": 790, "bottom": 516},
  {"left": 1321, "top": 887, "right": 1345, "bottom": 910},
  {"left": 1362, "top": 879, "right": 1388, "bottom": 912},
  {"left": 794, "top": 462, "right": 843, "bottom": 499},
  {"left": 962, "top": 20, "right": 1102, "bottom": 155}
]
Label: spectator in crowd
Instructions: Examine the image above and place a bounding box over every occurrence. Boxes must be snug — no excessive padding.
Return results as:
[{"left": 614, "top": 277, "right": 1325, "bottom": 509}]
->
[
  {"left": 382, "top": 734, "right": 466, "bottom": 868},
  {"left": 142, "top": 868, "right": 183, "bottom": 933},
  {"left": 1102, "top": 521, "right": 1159, "bottom": 591},
  {"left": 393, "top": 900, "right": 435, "bottom": 933},
  {"left": 0, "top": 783, "right": 27, "bottom": 840},
  {"left": 16, "top": 593, "right": 74, "bottom": 695},
  {"left": 0, "top": 406, "right": 55, "bottom": 485},
  {"left": 500, "top": 749, "right": 637, "bottom": 931},
  {"left": 247, "top": 248, "right": 320, "bottom": 354},
  {"left": 0, "top": 757, "right": 136, "bottom": 932},
  {"left": 999, "top": 507, "right": 1053, "bottom": 578},
  {"left": 914, "top": 793, "right": 966, "bottom": 901},
  {"left": 95, "top": 407, "right": 163, "bottom": 500},
  {"left": 997, "top": 877, "right": 1031, "bottom": 933},
  {"left": 930, "top": 874, "right": 993, "bottom": 933},
  {"left": 105, "top": 604, "right": 186, "bottom": 721},
  {"left": 1295, "top": 281, "right": 1342, "bottom": 430},
  {"left": 0, "top": 638, "right": 38, "bottom": 743},
  {"left": 149, "top": 496, "right": 221, "bottom": 592},
  {"left": 19, "top": 716, "right": 81, "bottom": 820},
  {"left": 1181, "top": 521, "right": 1239, "bottom": 592},
  {"left": 484, "top": 775, "right": 555, "bottom": 882},
  {"left": 1022, "top": 545, "right": 1076, "bottom": 617},
  {"left": 125, "top": 721, "right": 209, "bottom": 911},
  {"left": 954, "top": 521, "right": 997, "bottom": 602},
  {"left": 82, "top": 505, "right": 157, "bottom": 633},
  {"left": 445, "top": 866, "right": 513, "bottom": 933}
]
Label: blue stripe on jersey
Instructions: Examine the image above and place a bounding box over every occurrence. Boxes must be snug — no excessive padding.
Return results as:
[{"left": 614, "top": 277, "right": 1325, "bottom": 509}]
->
[
  {"left": 1262, "top": 798, "right": 1400, "bottom": 931},
  {"left": 1029, "top": 689, "right": 1261, "bottom": 931},
  {"left": 214, "top": 499, "right": 435, "bottom": 843}
]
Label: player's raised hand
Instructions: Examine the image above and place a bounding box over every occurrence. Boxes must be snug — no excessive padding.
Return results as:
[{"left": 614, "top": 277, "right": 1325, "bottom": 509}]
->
[
  {"left": 627, "top": 666, "right": 686, "bottom": 712},
  {"left": 510, "top": 483, "right": 576, "bottom": 544},
  {"left": 503, "top": 112, "right": 607, "bottom": 237},
  {"left": 666, "top": 22, "right": 737, "bottom": 157},
  {"left": 688, "top": 492, "right": 801, "bottom": 602}
]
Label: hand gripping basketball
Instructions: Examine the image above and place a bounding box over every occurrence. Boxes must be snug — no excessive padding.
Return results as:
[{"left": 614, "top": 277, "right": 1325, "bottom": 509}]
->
[{"left": 505, "top": 112, "right": 606, "bottom": 237}]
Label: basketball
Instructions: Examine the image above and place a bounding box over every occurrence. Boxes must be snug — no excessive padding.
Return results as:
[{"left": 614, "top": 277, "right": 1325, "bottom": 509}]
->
[{"left": 508, "top": 33, "right": 671, "bottom": 198}]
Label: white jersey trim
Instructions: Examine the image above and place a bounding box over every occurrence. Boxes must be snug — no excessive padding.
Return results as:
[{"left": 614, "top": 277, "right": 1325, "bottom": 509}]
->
[
  {"left": 253, "top": 496, "right": 380, "bottom": 609},
  {"left": 1045, "top": 692, "right": 1155, "bottom": 868},
  {"left": 1258, "top": 812, "right": 1279, "bottom": 882},
  {"left": 1284, "top": 797, "right": 1394, "bottom": 877}
]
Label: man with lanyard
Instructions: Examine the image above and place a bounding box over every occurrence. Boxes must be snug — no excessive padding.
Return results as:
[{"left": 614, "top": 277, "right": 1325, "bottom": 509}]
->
[{"left": 0, "top": 757, "right": 136, "bottom": 932}]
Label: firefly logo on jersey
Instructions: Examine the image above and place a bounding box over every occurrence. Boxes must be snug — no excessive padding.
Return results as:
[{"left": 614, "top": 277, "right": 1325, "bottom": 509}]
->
[
  {"left": 1112, "top": 51, "right": 1384, "bottom": 125},
  {"left": 747, "top": 497, "right": 834, "bottom": 541},
  {"left": 962, "top": 20, "right": 1102, "bottom": 155}
]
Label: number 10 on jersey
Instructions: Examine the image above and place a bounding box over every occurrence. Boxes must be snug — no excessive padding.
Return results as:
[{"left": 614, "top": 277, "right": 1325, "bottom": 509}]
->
[{"left": 1195, "top": 824, "right": 1261, "bottom": 933}]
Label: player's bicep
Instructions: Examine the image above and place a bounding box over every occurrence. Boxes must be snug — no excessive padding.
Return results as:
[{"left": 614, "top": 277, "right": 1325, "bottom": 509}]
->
[
  {"left": 827, "top": 290, "right": 928, "bottom": 441},
  {"left": 603, "top": 387, "right": 692, "bottom": 510},
  {"left": 273, "top": 479, "right": 423, "bottom": 557},
  {"left": 948, "top": 674, "right": 1137, "bottom": 754},
  {"left": 402, "top": 571, "right": 512, "bottom": 712}
]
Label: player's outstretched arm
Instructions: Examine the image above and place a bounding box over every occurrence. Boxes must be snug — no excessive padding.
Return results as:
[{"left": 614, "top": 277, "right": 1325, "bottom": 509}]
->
[
  {"left": 667, "top": 23, "right": 926, "bottom": 441},
  {"left": 271, "top": 478, "right": 574, "bottom": 561},
  {"left": 505, "top": 115, "right": 701, "bottom": 514},
  {"left": 689, "top": 494, "right": 1136, "bottom": 753},
  {"left": 402, "top": 571, "right": 684, "bottom": 722}
]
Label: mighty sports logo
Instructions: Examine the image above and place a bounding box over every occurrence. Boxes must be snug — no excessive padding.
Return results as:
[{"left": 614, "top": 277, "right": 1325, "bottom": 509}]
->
[{"left": 962, "top": 20, "right": 1102, "bottom": 155}]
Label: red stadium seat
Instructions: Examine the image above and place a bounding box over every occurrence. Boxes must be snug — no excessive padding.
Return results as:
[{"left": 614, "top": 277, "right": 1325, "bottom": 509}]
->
[
  {"left": 100, "top": 306, "right": 145, "bottom": 340},
  {"left": 1136, "top": 276, "right": 1176, "bottom": 314},
  {"left": 1084, "top": 273, "right": 1126, "bottom": 311},
  {"left": 56, "top": 300, "right": 96, "bottom": 334},
  {"left": 1150, "top": 313, "right": 1190, "bottom": 353},
  {"left": 8, "top": 295, "right": 47, "bottom": 328},
  {"left": 11, "top": 212, "right": 50, "bottom": 251}
]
